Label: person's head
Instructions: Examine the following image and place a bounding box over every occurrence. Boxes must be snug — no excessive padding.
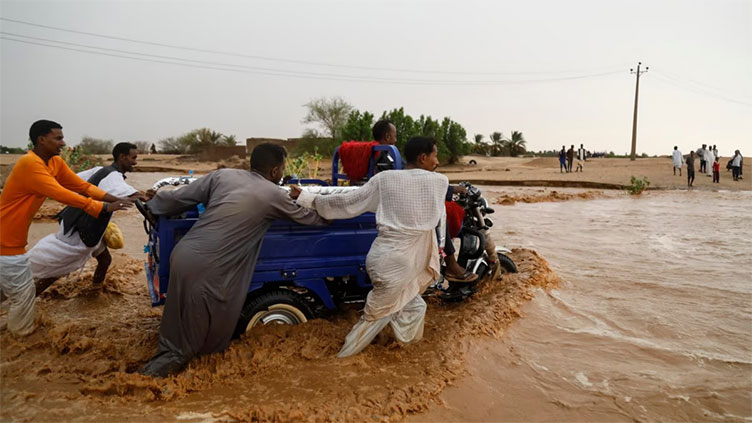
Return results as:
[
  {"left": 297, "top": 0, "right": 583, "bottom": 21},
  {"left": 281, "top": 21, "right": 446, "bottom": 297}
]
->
[
  {"left": 713, "top": 145, "right": 717, "bottom": 149},
  {"left": 112, "top": 142, "right": 138, "bottom": 172},
  {"left": 561, "top": 145, "right": 565, "bottom": 150},
  {"left": 690, "top": 151, "right": 695, "bottom": 157},
  {"left": 702, "top": 144, "right": 707, "bottom": 149},
  {"left": 251, "top": 143, "right": 287, "bottom": 183},
  {"left": 372, "top": 119, "right": 397, "bottom": 145},
  {"left": 570, "top": 145, "right": 574, "bottom": 149},
  {"left": 736, "top": 150, "right": 740, "bottom": 156},
  {"left": 29, "top": 120, "right": 65, "bottom": 156},
  {"left": 715, "top": 156, "right": 719, "bottom": 163},
  {"left": 674, "top": 146, "right": 678, "bottom": 150},
  {"left": 580, "top": 144, "right": 583, "bottom": 148},
  {"left": 404, "top": 136, "right": 438, "bottom": 171}
]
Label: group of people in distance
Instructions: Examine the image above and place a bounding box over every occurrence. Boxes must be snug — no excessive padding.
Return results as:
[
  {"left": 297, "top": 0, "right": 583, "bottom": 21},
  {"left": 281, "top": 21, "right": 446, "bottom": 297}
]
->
[
  {"left": 558, "top": 144, "right": 587, "bottom": 173},
  {"left": 672, "top": 145, "right": 744, "bottom": 187}
]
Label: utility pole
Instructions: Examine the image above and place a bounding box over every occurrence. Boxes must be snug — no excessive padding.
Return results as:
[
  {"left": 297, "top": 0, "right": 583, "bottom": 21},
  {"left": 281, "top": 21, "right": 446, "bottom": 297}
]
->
[{"left": 630, "top": 62, "right": 648, "bottom": 161}]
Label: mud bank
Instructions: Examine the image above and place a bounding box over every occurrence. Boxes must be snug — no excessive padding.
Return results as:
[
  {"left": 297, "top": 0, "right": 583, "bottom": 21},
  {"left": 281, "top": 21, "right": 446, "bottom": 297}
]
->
[
  {"left": 450, "top": 179, "right": 627, "bottom": 190},
  {"left": 495, "top": 189, "right": 605, "bottom": 206},
  {"left": 1, "top": 249, "right": 558, "bottom": 422}
]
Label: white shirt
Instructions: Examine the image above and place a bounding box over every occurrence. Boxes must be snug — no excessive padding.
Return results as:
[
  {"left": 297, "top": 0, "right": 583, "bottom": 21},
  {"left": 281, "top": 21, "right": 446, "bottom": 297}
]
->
[{"left": 672, "top": 150, "right": 684, "bottom": 167}]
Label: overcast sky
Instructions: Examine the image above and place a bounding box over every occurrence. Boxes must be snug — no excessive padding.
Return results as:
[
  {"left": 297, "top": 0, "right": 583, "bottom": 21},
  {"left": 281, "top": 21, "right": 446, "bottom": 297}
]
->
[{"left": 1, "top": 0, "right": 750, "bottom": 156}]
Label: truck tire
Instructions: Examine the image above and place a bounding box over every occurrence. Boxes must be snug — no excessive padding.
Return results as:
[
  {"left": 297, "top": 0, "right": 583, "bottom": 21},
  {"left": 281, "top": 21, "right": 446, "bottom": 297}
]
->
[
  {"left": 234, "top": 290, "right": 312, "bottom": 337},
  {"left": 497, "top": 253, "right": 518, "bottom": 274}
]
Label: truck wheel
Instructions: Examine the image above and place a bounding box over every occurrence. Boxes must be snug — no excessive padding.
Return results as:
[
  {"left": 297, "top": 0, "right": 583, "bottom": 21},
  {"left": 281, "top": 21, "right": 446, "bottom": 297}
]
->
[
  {"left": 497, "top": 253, "right": 518, "bottom": 274},
  {"left": 234, "top": 290, "right": 312, "bottom": 337}
]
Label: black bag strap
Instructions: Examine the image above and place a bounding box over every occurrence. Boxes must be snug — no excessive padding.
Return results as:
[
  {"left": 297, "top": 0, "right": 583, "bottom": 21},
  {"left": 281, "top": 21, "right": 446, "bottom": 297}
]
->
[{"left": 58, "top": 165, "right": 118, "bottom": 236}]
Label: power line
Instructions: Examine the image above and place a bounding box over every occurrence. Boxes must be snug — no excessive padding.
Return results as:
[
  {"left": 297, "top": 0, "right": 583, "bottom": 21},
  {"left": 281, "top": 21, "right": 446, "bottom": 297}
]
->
[
  {"left": 0, "top": 35, "right": 624, "bottom": 86},
  {"left": 651, "top": 71, "right": 752, "bottom": 107},
  {"left": 0, "top": 16, "right": 628, "bottom": 77}
]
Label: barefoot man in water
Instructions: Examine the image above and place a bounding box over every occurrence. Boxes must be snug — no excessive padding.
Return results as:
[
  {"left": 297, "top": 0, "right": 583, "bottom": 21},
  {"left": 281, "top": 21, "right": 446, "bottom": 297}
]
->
[
  {"left": 291, "top": 136, "right": 448, "bottom": 357},
  {"left": 0, "top": 120, "right": 132, "bottom": 336}
]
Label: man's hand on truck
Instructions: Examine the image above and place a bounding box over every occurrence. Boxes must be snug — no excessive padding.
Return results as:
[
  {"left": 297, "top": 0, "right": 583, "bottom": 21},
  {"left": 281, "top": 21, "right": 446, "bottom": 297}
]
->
[
  {"left": 289, "top": 185, "right": 302, "bottom": 200},
  {"left": 105, "top": 198, "right": 133, "bottom": 213}
]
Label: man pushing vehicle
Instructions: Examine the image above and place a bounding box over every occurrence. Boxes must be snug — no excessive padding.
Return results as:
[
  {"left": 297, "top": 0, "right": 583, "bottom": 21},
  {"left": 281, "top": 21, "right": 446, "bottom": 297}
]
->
[
  {"left": 140, "top": 143, "right": 326, "bottom": 377},
  {"left": 290, "top": 136, "right": 448, "bottom": 357}
]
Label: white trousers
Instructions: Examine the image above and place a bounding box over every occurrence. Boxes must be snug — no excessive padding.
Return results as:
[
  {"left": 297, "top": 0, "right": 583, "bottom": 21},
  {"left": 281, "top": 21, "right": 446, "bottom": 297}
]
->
[
  {"left": 338, "top": 294, "right": 427, "bottom": 358},
  {"left": 0, "top": 254, "right": 36, "bottom": 336}
]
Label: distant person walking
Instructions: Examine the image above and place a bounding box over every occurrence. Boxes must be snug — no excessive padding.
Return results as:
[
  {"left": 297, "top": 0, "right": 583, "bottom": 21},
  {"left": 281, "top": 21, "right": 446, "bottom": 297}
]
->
[
  {"left": 566, "top": 145, "right": 575, "bottom": 173},
  {"left": 739, "top": 151, "right": 743, "bottom": 180},
  {"left": 672, "top": 146, "right": 684, "bottom": 176},
  {"left": 687, "top": 151, "right": 696, "bottom": 187},
  {"left": 698, "top": 144, "right": 707, "bottom": 173},
  {"left": 731, "top": 150, "right": 742, "bottom": 181},
  {"left": 575, "top": 144, "right": 585, "bottom": 172},
  {"left": 558, "top": 146, "right": 567, "bottom": 173},
  {"left": 712, "top": 157, "right": 720, "bottom": 183}
]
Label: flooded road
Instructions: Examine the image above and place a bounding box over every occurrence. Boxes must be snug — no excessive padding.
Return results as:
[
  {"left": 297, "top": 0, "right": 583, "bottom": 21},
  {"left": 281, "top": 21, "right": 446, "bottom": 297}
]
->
[{"left": 417, "top": 189, "right": 752, "bottom": 422}]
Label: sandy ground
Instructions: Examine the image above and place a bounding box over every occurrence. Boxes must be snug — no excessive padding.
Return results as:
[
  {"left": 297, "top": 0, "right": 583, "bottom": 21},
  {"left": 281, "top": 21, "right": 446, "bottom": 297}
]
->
[{"left": 2, "top": 153, "right": 749, "bottom": 191}]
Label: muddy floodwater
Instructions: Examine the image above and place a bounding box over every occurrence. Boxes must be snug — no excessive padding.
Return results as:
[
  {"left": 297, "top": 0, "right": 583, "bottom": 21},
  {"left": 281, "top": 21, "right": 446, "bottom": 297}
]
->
[
  {"left": 416, "top": 188, "right": 752, "bottom": 422},
  {"left": 2, "top": 184, "right": 750, "bottom": 422}
]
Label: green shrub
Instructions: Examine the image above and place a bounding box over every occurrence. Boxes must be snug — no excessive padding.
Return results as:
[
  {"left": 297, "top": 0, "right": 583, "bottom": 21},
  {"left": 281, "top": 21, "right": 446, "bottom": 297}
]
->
[
  {"left": 60, "top": 146, "right": 103, "bottom": 172},
  {"left": 627, "top": 175, "right": 650, "bottom": 195}
]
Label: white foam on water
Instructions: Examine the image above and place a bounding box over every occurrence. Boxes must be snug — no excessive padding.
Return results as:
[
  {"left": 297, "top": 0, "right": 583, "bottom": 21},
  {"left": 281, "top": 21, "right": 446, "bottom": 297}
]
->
[{"left": 575, "top": 372, "right": 593, "bottom": 388}]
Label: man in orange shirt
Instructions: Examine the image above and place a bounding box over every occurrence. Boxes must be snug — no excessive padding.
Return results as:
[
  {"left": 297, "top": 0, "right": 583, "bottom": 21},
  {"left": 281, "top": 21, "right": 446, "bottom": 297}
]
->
[{"left": 0, "top": 120, "right": 132, "bottom": 336}]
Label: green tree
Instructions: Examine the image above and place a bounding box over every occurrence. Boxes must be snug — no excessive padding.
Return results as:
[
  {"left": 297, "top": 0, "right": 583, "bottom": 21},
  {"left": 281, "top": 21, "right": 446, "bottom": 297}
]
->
[
  {"left": 436, "top": 117, "right": 469, "bottom": 164},
  {"left": 0, "top": 145, "right": 27, "bottom": 154},
  {"left": 489, "top": 132, "right": 504, "bottom": 156},
  {"left": 341, "top": 110, "right": 375, "bottom": 141},
  {"left": 159, "top": 136, "right": 189, "bottom": 154},
  {"left": 222, "top": 135, "right": 238, "bottom": 146},
  {"left": 302, "top": 97, "right": 353, "bottom": 141},
  {"left": 78, "top": 137, "right": 114, "bottom": 154},
  {"left": 504, "top": 131, "right": 527, "bottom": 157},
  {"left": 474, "top": 134, "right": 484, "bottom": 144}
]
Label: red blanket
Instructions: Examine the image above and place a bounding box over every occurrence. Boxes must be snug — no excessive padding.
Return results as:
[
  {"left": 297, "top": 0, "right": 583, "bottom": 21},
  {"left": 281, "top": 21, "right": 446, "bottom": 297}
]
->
[
  {"left": 445, "top": 201, "right": 465, "bottom": 239},
  {"left": 339, "top": 141, "right": 380, "bottom": 182}
]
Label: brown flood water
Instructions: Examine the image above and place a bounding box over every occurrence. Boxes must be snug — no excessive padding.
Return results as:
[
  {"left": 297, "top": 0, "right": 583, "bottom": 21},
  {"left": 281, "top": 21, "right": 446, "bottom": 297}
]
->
[
  {"left": 3, "top": 179, "right": 750, "bottom": 422},
  {"left": 416, "top": 188, "right": 752, "bottom": 422},
  {"left": 1, "top": 179, "right": 560, "bottom": 423}
]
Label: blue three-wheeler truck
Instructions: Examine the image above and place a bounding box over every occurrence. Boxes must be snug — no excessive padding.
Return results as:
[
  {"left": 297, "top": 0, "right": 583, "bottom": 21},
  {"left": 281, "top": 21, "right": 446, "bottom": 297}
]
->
[{"left": 137, "top": 145, "right": 515, "bottom": 336}]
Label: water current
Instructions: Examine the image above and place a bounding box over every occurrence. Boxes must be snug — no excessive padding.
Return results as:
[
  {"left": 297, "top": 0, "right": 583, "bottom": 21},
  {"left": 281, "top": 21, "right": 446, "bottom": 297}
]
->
[{"left": 417, "top": 188, "right": 752, "bottom": 422}]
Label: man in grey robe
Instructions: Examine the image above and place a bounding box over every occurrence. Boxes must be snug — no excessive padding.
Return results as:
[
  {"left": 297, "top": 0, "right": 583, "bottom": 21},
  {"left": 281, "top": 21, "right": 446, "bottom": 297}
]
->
[{"left": 141, "top": 143, "right": 326, "bottom": 377}]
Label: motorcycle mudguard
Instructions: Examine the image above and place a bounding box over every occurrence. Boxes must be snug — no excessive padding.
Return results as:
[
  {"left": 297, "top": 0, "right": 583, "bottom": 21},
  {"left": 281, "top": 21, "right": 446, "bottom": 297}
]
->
[{"left": 495, "top": 246, "right": 512, "bottom": 254}]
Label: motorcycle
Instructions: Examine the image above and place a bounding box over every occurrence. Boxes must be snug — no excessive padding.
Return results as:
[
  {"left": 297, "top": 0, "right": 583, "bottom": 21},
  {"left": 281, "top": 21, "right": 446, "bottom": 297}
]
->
[{"left": 432, "top": 182, "right": 517, "bottom": 301}]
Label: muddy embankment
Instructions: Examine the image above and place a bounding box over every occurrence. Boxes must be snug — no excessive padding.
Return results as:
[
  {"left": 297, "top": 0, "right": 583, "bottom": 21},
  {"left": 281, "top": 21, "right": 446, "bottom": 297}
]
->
[{"left": 1, "top": 249, "right": 559, "bottom": 422}]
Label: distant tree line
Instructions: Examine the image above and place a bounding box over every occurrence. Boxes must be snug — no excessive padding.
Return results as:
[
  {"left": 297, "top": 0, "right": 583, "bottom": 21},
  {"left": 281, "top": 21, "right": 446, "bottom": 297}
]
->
[
  {"left": 471, "top": 132, "right": 527, "bottom": 157},
  {"left": 158, "top": 128, "right": 238, "bottom": 154},
  {"left": 301, "top": 97, "right": 472, "bottom": 164}
]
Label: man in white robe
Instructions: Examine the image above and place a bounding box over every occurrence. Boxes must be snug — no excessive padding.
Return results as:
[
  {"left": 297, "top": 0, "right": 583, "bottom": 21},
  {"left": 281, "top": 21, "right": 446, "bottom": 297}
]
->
[
  {"left": 705, "top": 148, "right": 715, "bottom": 176},
  {"left": 672, "top": 146, "right": 684, "bottom": 176},
  {"left": 291, "top": 136, "right": 448, "bottom": 357},
  {"left": 29, "top": 143, "right": 150, "bottom": 292}
]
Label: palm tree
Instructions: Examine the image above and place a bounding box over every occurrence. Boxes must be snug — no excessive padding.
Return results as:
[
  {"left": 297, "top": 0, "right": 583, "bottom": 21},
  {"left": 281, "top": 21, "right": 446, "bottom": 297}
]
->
[
  {"left": 221, "top": 134, "right": 237, "bottom": 146},
  {"left": 474, "top": 134, "right": 484, "bottom": 144},
  {"left": 489, "top": 131, "right": 504, "bottom": 156},
  {"left": 504, "top": 131, "right": 527, "bottom": 157}
]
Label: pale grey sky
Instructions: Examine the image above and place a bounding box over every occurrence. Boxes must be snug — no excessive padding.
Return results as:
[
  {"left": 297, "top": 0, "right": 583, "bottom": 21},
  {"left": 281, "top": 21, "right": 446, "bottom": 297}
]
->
[{"left": 1, "top": 0, "right": 750, "bottom": 156}]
